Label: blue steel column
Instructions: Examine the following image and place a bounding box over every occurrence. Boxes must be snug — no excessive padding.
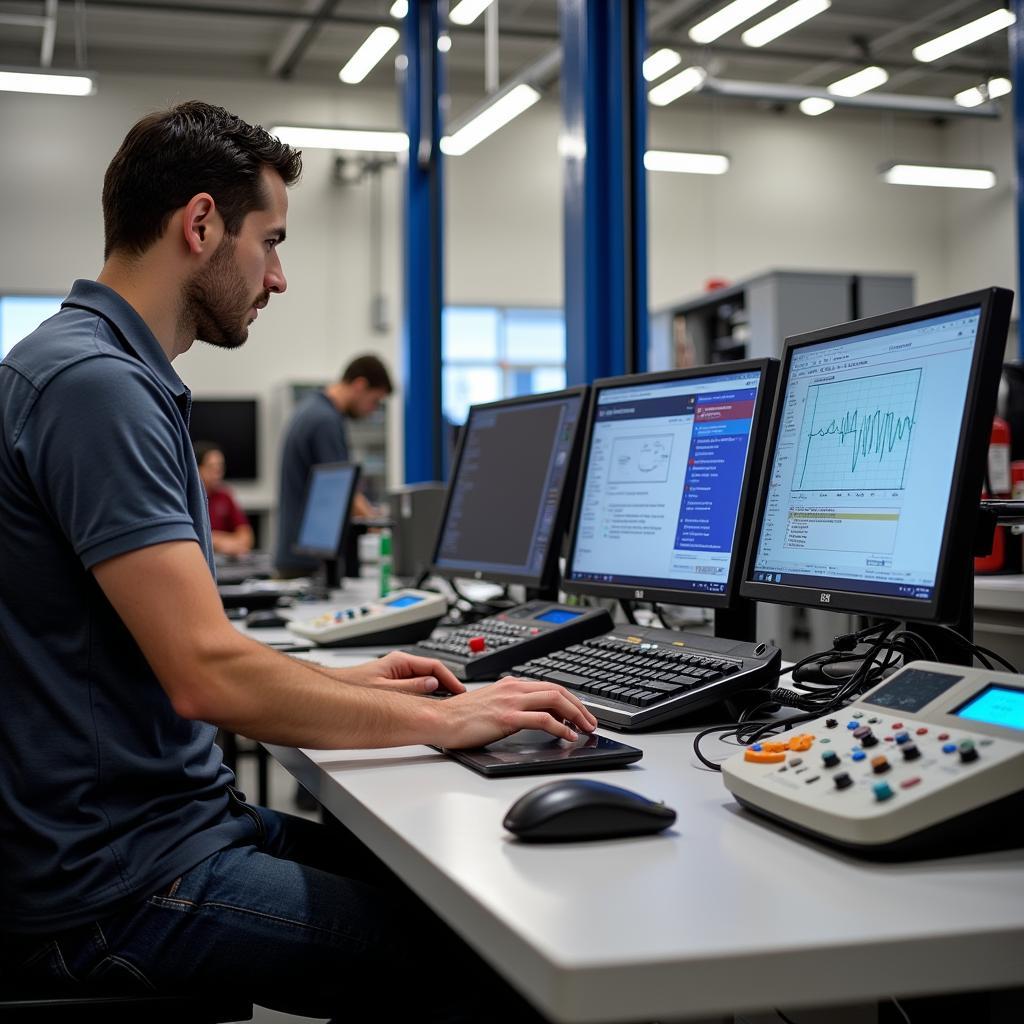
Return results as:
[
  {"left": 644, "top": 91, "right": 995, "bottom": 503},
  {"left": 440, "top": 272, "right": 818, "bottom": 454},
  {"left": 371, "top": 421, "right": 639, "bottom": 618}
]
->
[
  {"left": 560, "top": 0, "right": 649, "bottom": 384},
  {"left": 402, "top": 1, "right": 445, "bottom": 482},
  {"left": 1012, "top": 0, "right": 1024, "bottom": 358}
]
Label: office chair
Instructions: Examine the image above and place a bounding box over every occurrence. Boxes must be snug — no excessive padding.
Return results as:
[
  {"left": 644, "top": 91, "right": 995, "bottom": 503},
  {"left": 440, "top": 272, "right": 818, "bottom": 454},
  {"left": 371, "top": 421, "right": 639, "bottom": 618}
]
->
[{"left": 0, "top": 989, "right": 253, "bottom": 1022}]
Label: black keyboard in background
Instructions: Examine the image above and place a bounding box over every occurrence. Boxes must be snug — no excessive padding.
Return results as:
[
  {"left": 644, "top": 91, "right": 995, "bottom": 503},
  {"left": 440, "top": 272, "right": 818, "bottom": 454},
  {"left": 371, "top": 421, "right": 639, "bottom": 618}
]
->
[
  {"left": 403, "top": 602, "right": 614, "bottom": 681},
  {"left": 505, "top": 625, "right": 782, "bottom": 731}
]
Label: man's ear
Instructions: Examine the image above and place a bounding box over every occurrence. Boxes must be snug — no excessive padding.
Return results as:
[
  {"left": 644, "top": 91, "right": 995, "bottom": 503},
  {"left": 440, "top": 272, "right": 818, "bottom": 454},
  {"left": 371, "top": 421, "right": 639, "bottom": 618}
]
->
[{"left": 181, "top": 193, "right": 222, "bottom": 255}]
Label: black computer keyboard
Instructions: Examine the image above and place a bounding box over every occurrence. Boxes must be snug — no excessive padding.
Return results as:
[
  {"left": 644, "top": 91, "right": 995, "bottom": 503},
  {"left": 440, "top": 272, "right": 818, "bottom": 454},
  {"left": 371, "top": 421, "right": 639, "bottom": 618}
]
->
[
  {"left": 404, "top": 602, "right": 613, "bottom": 680},
  {"left": 504, "top": 624, "right": 782, "bottom": 730}
]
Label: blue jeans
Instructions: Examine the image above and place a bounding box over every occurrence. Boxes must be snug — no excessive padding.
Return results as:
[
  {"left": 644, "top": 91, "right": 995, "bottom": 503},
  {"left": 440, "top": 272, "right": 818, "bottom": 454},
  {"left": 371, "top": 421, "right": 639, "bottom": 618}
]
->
[{"left": 1, "top": 803, "right": 549, "bottom": 1022}]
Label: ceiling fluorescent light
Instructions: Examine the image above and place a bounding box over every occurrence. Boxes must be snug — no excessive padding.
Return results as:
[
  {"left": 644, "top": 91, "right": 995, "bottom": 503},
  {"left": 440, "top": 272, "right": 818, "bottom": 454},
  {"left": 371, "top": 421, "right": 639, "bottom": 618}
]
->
[
  {"left": 645, "top": 150, "right": 729, "bottom": 175},
  {"left": 389, "top": 0, "right": 407, "bottom": 18},
  {"left": 339, "top": 26, "right": 400, "bottom": 84},
  {"left": 828, "top": 66, "right": 888, "bottom": 97},
  {"left": 689, "top": 0, "right": 777, "bottom": 45},
  {"left": 988, "top": 76, "right": 1012, "bottom": 98},
  {"left": 0, "top": 67, "right": 95, "bottom": 96},
  {"left": 441, "top": 84, "right": 541, "bottom": 156},
  {"left": 742, "top": 0, "right": 831, "bottom": 49},
  {"left": 799, "top": 96, "right": 834, "bottom": 116},
  {"left": 269, "top": 126, "right": 408, "bottom": 153},
  {"left": 913, "top": 8, "right": 1016, "bottom": 63},
  {"left": 954, "top": 85, "right": 986, "bottom": 107},
  {"left": 648, "top": 66, "right": 707, "bottom": 106},
  {"left": 450, "top": 0, "right": 495, "bottom": 27},
  {"left": 437, "top": 33, "right": 452, "bottom": 53},
  {"left": 881, "top": 162, "right": 996, "bottom": 190},
  {"left": 643, "top": 48, "right": 682, "bottom": 81}
]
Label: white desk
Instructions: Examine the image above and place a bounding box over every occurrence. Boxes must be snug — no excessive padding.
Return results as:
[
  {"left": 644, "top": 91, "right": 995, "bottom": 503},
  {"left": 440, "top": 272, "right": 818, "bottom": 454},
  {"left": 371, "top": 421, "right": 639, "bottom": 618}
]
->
[{"left": 254, "top": 591, "right": 1024, "bottom": 1023}]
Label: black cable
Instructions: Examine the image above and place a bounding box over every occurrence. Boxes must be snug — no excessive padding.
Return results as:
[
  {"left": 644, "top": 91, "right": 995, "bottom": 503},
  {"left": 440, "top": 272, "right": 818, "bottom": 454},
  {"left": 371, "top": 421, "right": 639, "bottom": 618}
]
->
[
  {"left": 890, "top": 996, "right": 912, "bottom": 1024},
  {"left": 775, "top": 1009, "right": 798, "bottom": 1024},
  {"left": 620, "top": 599, "right": 638, "bottom": 626}
]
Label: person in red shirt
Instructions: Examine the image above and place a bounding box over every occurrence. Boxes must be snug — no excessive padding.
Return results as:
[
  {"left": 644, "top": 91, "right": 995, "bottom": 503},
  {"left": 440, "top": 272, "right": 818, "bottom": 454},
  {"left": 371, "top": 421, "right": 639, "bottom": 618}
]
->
[{"left": 195, "top": 441, "right": 254, "bottom": 556}]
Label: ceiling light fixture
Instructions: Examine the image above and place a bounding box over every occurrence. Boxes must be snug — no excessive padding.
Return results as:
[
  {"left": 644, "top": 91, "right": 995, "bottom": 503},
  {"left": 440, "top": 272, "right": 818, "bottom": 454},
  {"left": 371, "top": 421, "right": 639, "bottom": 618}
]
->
[
  {"left": 689, "top": 0, "right": 778, "bottom": 45},
  {"left": 389, "top": 0, "right": 407, "bottom": 18},
  {"left": 799, "top": 96, "right": 835, "bottom": 116},
  {"left": 269, "top": 126, "right": 408, "bottom": 153},
  {"left": 913, "top": 8, "right": 1016, "bottom": 63},
  {"left": 648, "top": 66, "right": 707, "bottom": 106},
  {"left": 644, "top": 150, "right": 730, "bottom": 175},
  {"left": 437, "top": 33, "right": 452, "bottom": 53},
  {"left": 742, "top": 0, "right": 831, "bottom": 49},
  {"left": 880, "top": 162, "right": 996, "bottom": 189},
  {"left": 643, "top": 48, "right": 682, "bottom": 81},
  {"left": 339, "top": 26, "right": 400, "bottom": 84},
  {"left": 828, "top": 65, "right": 888, "bottom": 97},
  {"left": 450, "top": 0, "right": 496, "bottom": 27},
  {"left": 441, "top": 83, "right": 541, "bottom": 156},
  {"left": 0, "top": 67, "right": 95, "bottom": 96}
]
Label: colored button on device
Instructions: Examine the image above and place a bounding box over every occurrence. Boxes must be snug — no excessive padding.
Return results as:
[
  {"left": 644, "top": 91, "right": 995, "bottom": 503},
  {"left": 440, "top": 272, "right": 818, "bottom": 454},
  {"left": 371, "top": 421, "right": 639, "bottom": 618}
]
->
[
  {"left": 851, "top": 750, "right": 867, "bottom": 762},
  {"left": 853, "top": 726, "right": 871, "bottom": 739},
  {"left": 871, "top": 756, "right": 890, "bottom": 774},
  {"left": 959, "top": 741, "right": 979, "bottom": 764},
  {"left": 901, "top": 744, "right": 921, "bottom": 762},
  {"left": 873, "top": 782, "right": 894, "bottom": 802},
  {"left": 468, "top": 637, "right": 486, "bottom": 654},
  {"left": 825, "top": 718, "right": 838, "bottom": 729},
  {"left": 942, "top": 743, "right": 957, "bottom": 754},
  {"left": 822, "top": 750, "right": 840, "bottom": 768},
  {"left": 895, "top": 732, "right": 911, "bottom": 745},
  {"left": 900, "top": 777, "right": 922, "bottom": 790},
  {"left": 834, "top": 772, "right": 854, "bottom": 790},
  {"left": 745, "top": 747, "right": 786, "bottom": 764}
]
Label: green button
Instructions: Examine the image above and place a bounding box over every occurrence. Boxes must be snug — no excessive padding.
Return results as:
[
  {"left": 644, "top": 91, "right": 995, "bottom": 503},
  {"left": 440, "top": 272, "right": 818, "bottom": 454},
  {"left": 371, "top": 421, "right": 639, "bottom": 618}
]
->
[{"left": 820, "top": 737, "right": 831, "bottom": 744}]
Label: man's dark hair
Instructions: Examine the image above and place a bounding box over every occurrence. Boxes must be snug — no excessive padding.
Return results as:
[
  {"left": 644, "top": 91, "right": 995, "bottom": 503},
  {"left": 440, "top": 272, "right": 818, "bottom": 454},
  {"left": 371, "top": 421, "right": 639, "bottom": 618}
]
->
[
  {"left": 102, "top": 101, "right": 302, "bottom": 259},
  {"left": 341, "top": 355, "right": 394, "bottom": 394}
]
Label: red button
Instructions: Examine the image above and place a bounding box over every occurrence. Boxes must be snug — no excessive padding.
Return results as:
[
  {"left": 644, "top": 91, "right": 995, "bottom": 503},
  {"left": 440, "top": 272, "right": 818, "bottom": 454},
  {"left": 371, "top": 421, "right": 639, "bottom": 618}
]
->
[
  {"left": 892, "top": 722, "right": 903, "bottom": 729},
  {"left": 468, "top": 637, "right": 486, "bottom": 653},
  {"left": 916, "top": 727, "right": 928, "bottom": 735},
  {"left": 900, "top": 777, "right": 922, "bottom": 789},
  {"left": 938, "top": 733, "right": 950, "bottom": 741}
]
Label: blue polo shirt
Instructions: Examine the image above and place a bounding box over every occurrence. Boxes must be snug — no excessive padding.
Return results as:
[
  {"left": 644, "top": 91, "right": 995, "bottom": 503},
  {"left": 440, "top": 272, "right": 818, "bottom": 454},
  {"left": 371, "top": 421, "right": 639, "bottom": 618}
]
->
[
  {"left": 274, "top": 391, "right": 351, "bottom": 573},
  {"left": 0, "top": 280, "right": 248, "bottom": 934}
]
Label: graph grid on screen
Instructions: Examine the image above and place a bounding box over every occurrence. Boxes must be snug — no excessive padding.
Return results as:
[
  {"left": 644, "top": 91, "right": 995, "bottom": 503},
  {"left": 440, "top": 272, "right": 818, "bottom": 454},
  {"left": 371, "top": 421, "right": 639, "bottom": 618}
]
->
[{"left": 793, "top": 368, "right": 921, "bottom": 491}]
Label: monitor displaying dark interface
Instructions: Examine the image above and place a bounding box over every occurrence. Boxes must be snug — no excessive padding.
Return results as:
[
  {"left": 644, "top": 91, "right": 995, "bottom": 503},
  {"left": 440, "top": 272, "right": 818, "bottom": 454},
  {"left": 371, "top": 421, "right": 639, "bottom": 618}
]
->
[
  {"left": 293, "top": 462, "right": 361, "bottom": 559},
  {"left": 432, "top": 388, "right": 587, "bottom": 586},
  {"left": 188, "top": 398, "right": 259, "bottom": 480},
  {"left": 563, "top": 361, "right": 775, "bottom": 607},
  {"left": 743, "top": 289, "right": 1013, "bottom": 621}
]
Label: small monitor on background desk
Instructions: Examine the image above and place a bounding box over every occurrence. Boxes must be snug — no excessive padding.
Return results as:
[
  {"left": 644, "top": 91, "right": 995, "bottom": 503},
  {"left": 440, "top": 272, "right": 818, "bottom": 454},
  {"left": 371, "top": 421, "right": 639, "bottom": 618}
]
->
[
  {"left": 293, "top": 462, "right": 361, "bottom": 588},
  {"left": 741, "top": 287, "right": 1013, "bottom": 637}
]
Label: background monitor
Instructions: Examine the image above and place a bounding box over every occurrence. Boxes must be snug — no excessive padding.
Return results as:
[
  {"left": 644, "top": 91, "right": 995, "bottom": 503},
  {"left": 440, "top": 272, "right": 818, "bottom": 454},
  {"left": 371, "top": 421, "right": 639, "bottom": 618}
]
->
[
  {"left": 431, "top": 387, "right": 588, "bottom": 589},
  {"left": 293, "top": 462, "right": 361, "bottom": 560},
  {"left": 562, "top": 359, "right": 778, "bottom": 609},
  {"left": 741, "top": 288, "right": 1013, "bottom": 623},
  {"left": 188, "top": 398, "right": 259, "bottom": 481}
]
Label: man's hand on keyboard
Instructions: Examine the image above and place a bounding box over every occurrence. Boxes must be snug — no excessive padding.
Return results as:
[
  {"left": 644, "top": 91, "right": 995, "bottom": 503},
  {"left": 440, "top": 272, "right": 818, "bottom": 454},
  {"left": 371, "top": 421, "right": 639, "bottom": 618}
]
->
[{"left": 435, "top": 677, "right": 598, "bottom": 750}]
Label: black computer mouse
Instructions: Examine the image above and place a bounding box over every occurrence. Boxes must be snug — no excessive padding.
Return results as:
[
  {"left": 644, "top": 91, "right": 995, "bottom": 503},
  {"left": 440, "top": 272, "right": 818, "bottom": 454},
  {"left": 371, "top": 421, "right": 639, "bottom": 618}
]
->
[
  {"left": 503, "top": 778, "right": 676, "bottom": 843},
  {"left": 245, "top": 610, "right": 289, "bottom": 629}
]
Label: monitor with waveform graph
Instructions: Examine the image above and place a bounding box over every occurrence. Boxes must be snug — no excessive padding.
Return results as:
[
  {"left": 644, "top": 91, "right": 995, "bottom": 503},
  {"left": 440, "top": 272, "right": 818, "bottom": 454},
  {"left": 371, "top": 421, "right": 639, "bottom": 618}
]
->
[{"left": 741, "top": 288, "right": 1013, "bottom": 623}]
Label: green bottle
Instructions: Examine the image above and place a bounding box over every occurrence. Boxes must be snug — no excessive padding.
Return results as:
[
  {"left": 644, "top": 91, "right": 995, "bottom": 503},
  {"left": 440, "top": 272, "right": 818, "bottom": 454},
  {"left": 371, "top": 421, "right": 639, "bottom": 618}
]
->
[{"left": 379, "top": 528, "right": 392, "bottom": 598}]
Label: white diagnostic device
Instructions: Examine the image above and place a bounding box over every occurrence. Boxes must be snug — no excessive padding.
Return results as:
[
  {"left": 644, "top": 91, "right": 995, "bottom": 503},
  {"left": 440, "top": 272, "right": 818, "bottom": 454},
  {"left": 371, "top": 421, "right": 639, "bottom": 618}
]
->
[
  {"left": 287, "top": 589, "right": 448, "bottom": 647},
  {"left": 721, "top": 661, "right": 1024, "bottom": 859}
]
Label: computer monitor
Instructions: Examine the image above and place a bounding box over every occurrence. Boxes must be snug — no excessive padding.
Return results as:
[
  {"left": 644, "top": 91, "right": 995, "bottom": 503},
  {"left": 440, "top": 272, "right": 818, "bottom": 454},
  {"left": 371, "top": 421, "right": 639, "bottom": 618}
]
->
[
  {"left": 431, "top": 387, "right": 588, "bottom": 590},
  {"left": 188, "top": 398, "right": 259, "bottom": 481},
  {"left": 292, "top": 462, "right": 361, "bottom": 562},
  {"left": 741, "top": 288, "right": 1013, "bottom": 625},
  {"left": 562, "top": 359, "right": 778, "bottom": 614}
]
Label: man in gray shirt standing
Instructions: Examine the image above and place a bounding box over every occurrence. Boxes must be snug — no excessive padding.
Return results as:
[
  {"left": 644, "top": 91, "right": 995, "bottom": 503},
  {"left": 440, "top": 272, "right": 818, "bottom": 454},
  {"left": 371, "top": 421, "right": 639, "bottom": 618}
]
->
[
  {"left": 0, "top": 100, "right": 594, "bottom": 1020},
  {"left": 274, "top": 354, "right": 392, "bottom": 576}
]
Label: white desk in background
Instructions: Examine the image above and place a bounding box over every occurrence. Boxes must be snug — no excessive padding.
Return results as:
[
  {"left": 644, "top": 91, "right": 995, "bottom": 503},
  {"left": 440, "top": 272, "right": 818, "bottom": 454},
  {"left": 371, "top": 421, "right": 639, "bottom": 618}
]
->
[{"left": 249, "top": 589, "right": 1024, "bottom": 1023}]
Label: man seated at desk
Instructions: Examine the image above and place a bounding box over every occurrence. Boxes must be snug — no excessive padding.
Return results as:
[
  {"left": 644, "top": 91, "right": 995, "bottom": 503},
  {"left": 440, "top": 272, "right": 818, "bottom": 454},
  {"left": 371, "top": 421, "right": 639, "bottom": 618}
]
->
[
  {"left": 195, "top": 440, "right": 254, "bottom": 556},
  {"left": 0, "top": 100, "right": 595, "bottom": 1022}
]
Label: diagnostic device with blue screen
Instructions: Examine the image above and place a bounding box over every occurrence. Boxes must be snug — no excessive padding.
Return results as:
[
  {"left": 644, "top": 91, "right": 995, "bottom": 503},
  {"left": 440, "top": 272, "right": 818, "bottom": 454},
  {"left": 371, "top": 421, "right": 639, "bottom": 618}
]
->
[{"left": 742, "top": 288, "right": 1013, "bottom": 624}]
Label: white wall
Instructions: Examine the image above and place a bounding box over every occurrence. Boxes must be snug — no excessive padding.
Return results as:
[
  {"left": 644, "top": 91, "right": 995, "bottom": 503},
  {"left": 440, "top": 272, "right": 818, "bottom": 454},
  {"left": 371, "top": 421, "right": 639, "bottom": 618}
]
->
[{"left": 1, "top": 72, "right": 1017, "bottom": 509}]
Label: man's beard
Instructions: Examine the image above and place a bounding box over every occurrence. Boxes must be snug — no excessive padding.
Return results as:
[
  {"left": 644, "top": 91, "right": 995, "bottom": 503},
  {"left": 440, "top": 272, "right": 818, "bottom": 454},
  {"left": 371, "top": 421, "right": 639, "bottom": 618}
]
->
[{"left": 183, "top": 238, "right": 265, "bottom": 350}]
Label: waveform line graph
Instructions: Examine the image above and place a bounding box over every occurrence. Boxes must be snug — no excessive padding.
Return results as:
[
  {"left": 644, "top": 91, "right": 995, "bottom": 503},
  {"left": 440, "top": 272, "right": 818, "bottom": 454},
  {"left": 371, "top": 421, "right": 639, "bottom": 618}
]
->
[{"left": 793, "top": 369, "right": 921, "bottom": 491}]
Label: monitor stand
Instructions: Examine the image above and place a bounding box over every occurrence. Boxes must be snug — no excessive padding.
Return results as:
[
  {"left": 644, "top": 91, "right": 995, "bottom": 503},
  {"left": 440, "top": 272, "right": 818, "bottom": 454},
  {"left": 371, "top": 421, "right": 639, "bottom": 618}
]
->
[
  {"left": 905, "top": 577, "right": 974, "bottom": 667},
  {"left": 306, "top": 558, "right": 343, "bottom": 602},
  {"left": 714, "top": 598, "right": 757, "bottom": 644}
]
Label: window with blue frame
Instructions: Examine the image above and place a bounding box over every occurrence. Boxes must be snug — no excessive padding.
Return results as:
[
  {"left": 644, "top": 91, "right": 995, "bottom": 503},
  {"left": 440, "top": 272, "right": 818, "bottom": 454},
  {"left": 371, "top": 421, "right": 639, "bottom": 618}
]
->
[
  {"left": 442, "top": 306, "right": 567, "bottom": 424},
  {"left": 1, "top": 295, "right": 64, "bottom": 359}
]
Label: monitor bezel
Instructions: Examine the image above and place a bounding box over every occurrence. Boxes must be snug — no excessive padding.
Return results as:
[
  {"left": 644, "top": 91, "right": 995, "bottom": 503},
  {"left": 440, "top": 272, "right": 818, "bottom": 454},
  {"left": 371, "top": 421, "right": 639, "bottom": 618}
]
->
[
  {"left": 561, "top": 358, "right": 779, "bottom": 609},
  {"left": 739, "top": 288, "right": 1013, "bottom": 623},
  {"left": 291, "top": 461, "right": 361, "bottom": 559},
  {"left": 429, "top": 385, "right": 589, "bottom": 590}
]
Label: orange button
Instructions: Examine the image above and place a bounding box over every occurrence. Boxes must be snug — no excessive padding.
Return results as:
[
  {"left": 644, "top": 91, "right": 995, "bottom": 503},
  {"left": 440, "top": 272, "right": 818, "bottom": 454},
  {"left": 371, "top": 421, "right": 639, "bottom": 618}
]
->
[
  {"left": 744, "top": 748, "right": 786, "bottom": 764},
  {"left": 786, "top": 734, "right": 815, "bottom": 752}
]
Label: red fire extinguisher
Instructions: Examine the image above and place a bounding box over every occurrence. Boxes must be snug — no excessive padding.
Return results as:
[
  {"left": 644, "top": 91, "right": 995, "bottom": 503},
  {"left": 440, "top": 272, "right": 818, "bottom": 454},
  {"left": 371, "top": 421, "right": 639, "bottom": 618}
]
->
[{"left": 975, "top": 415, "right": 1012, "bottom": 574}]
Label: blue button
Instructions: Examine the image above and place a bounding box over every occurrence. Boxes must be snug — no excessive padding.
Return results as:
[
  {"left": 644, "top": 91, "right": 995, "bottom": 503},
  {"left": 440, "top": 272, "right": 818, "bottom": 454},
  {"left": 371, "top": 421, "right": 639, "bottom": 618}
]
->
[
  {"left": 942, "top": 743, "right": 957, "bottom": 754},
  {"left": 873, "top": 782, "right": 894, "bottom": 802},
  {"left": 847, "top": 721, "right": 859, "bottom": 730},
  {"left": 851, "top": 750, "right": 867, "bottom": 762},
  {"left": 895, "top": 732, "right": 910, "bottom": 745},
  {"left": 751, "top": 743, "right": 762, "bottom": 752}
]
